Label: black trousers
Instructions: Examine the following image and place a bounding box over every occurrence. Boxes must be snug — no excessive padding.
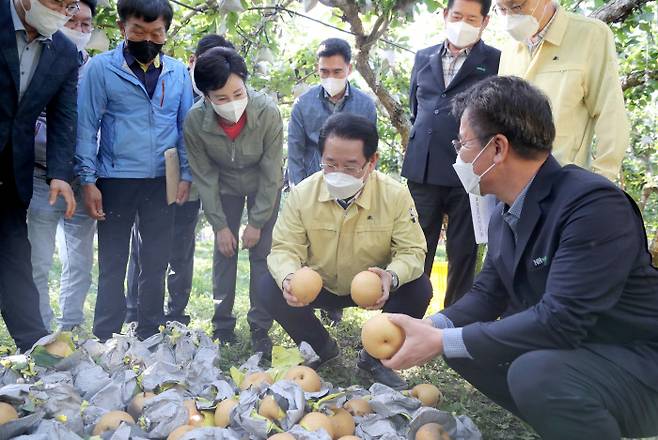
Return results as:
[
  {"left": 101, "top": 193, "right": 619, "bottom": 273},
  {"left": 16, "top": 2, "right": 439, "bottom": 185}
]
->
[
  {"left": 211, "top": 192, "right": 280, "bottom": 335},
  {"left": 94, "top": 178, "right": 174, "bottom": 340},
  {"left": 0, "top": 146, "right": 49, "bottom": 351},
  {"left": 126, "top": 199, "right": 200, "bottom": 325},
  {"left": 446, "top": 348, "right": 658, "bottom": 439},
  {"left": 407, "top": 181, "right": 477, "bottom": 307},
  {"left": 257, "top": 272, "right": 433, "bottom": 356}
]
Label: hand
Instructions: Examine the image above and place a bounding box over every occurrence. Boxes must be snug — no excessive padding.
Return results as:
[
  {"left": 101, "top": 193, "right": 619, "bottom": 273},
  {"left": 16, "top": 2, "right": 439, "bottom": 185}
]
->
[
  {"left": 365, "top": 267, "right": 391, "bottom": 310},
  {"left": 381, "top": 314, "right": 444, "bottom": 370},
  {"left": 49, "top": 179, "right": 76, "bottom": 219},
  {"left": 241, "top": 224, "right": 261, "bottom": 249},
  {"left": 176, "top": 180, "right": 191, "bottom": 205},
  {"left": 282, "top": 274, "right": 307, "bottom": 307},
  {"left": 82, "top": 183, "right": 105, "bottom": 220},
  {"left": 216, "top": 227, "right": 237, "bottom": 258}
]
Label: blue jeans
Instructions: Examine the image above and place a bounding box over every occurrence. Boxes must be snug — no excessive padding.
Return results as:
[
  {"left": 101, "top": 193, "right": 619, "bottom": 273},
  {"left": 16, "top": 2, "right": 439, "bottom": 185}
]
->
[{"left": 27, "top": 174, "right": 95, "bottom": 330}]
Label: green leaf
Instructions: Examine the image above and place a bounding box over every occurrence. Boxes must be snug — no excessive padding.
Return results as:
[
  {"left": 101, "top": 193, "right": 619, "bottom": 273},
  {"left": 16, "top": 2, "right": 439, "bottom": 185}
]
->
[{"left": 230, "top": 366, "right": 245, "bottom": 386}]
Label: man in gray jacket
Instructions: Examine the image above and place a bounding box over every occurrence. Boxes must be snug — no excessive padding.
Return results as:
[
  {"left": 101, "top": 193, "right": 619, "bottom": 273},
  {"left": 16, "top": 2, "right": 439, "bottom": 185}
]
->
[{"left": 287, "top": 38, "right": 377, "bottom": 187}]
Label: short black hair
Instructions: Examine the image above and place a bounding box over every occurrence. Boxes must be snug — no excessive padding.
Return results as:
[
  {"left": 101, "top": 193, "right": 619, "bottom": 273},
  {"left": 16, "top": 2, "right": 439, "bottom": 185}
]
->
[
  {"left": 318, "top": 113, "right": 378, "bottom": 160},
  {"left": 80, "top": 0, "right": 97, "bottom": 16},
  {"left": 447, "top": 0, "right": 492, "bottom": 16},
  {"left": 117, "top": 0, "right": 174, "bottom": 30},
  {"left": 452, "top": 76, "right": 554, "bottom": 159},
  {"left": 195, "top": 34, "right": 235, "bottom": 58},
  {"left": 317, "top": 38, "right": 351, "bottom": 63},
  {"left": 194, "top": 47, "right": 248, "bottom": 94}
]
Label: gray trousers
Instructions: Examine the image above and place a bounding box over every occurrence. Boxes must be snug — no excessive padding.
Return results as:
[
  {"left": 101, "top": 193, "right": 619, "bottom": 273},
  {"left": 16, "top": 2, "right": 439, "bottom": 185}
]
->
[{"left": 211, "top": 192, "right": 280, "bottom": 335}]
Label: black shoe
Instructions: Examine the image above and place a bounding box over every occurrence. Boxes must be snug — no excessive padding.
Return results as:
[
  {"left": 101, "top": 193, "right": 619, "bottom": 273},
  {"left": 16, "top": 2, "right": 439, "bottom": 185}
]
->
[
  {"left": 357, "top": 349, "right": 407, "bottom": 390},
  {"left": 251, "top": 330, "right": 273, "bottom": 361},
  {"left": 165, "top": 314, "right": 191, "bottom": 326},
  {"left": 320, "top": 308, "right": 343, "bottom": 326},
  {"left": 213, "top": 330, "right": 237, "bottom": 344},
  {"left": 307, "top": 338, "right": 340, "bottom": 370}
]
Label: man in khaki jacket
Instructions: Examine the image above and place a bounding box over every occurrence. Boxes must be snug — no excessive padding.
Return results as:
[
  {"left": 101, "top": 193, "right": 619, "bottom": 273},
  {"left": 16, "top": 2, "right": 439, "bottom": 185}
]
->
[
  {"left": 258, "top": 113, "right": 433, "bottom": 390},
  {"left": 496, "top": 0, "right": 629, "bottom": 181}
]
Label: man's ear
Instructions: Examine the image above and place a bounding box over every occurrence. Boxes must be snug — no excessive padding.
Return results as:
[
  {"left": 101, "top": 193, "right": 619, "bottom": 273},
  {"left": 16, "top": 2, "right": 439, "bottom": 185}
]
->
[
  {"left": 347, "top": 63, "right": 353, "bottom": 76},
  {"left": 370, "top": 152, "right": 379, "bottom": 170},
  {"left": 481, "top": 15, "right": 490, "bottom": 30},
  {"left": 117, "top": 20, "right": 126, "bottom": 38},
  {"left": 493, "top": 134, "right": 510, "bottom": 164}
]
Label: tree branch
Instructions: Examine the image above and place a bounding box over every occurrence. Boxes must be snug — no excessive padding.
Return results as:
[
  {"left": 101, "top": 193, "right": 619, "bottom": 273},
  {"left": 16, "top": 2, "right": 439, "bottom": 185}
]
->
[
  {"left": 590, "top": 0, "right": 651, "bottom": 23},
  {"left": 330, "top": 0, "right": 412, "bottom": 148},
  {"left": 169, "top": 0, "right": 213, "bottom": 38},
  {"left": 621, "top": 69, "right": 658, "bottom": 91}
]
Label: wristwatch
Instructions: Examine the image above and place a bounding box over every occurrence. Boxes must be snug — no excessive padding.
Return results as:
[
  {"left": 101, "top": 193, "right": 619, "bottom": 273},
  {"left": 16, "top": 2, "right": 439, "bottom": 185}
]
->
[{"left": 386, "top": 270, "right": 400, "bottom": 291}]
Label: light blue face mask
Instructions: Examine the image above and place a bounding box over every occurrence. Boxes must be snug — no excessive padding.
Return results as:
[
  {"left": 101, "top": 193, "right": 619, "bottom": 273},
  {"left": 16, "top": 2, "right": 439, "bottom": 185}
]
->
[{"left": 452, "top": 137, "right": 496, "bottom": 196}]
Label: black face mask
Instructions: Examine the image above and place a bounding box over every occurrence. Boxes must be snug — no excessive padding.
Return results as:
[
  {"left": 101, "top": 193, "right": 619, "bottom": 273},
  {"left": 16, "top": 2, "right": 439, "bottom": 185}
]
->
[{"left": 126, "top": 39, "right": 164, "bottom": 64}]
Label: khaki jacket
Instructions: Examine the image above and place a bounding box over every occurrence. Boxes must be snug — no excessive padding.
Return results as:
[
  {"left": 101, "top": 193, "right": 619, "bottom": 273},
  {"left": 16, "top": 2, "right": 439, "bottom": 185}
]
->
[
  {"left": 267, "top": 170, "right": 427, "bottom": 295},
  {"left": 499, "top": 6, "right": 629, "bottom": 181},
  {"left": 183, "top": 89, "right": 283, "bottom": 230}
]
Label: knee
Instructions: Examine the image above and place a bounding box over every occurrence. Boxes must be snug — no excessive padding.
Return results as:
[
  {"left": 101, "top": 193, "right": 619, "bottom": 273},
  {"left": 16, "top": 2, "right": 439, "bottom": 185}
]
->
[
  {"left": 507, "top": 350, "right": 565, "bottom": 411},
  {"left": 256, "top": 272, "right": 282, "bottom": 306},
  {"left": 409, "top": 274, "right": 434, "bottom": 307}
]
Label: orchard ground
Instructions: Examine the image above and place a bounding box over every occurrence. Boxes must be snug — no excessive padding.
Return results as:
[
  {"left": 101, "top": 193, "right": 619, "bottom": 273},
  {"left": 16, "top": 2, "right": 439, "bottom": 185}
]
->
[{"left": 0, "top": 225, "right": 538, "bottom": 440}]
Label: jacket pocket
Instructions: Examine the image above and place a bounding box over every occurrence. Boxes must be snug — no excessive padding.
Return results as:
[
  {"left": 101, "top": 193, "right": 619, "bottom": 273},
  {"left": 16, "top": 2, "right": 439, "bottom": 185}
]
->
[{"left": 354, "top": 223, "right": 394, "bottom": 261}]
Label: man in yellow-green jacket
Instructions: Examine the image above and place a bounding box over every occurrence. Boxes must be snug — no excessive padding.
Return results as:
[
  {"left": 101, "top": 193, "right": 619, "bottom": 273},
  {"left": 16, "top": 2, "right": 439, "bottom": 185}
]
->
[
  {"left": 258, "top": 113, "right": 433, "bottom": 390},
  {"left": 496, "top": 0, "right": 629, "bottom": 181}
]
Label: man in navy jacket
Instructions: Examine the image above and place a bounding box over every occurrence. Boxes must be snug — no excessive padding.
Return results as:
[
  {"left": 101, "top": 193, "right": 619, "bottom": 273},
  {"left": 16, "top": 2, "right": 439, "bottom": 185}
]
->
[
  {"left": 385, "top": 76, "right": 658, "bottom": 439},
  {"left": 402, "top": 0, "right": 500, "bottom": 306},
  {"left": 0, "top": 0, "right": 79, "bottom": 351}
]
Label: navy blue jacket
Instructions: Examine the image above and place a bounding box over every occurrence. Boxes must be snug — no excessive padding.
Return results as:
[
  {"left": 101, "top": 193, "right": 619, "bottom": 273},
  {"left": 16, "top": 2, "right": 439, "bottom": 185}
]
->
[
  {"left": 444, "top": 156, "right": 658, "bottom": 392},
  {"left": 402, "top": 40, "right": 500, "bottom": 187},
  {"left": 0, "top": 0, "right": 78, "bottom": 205}
]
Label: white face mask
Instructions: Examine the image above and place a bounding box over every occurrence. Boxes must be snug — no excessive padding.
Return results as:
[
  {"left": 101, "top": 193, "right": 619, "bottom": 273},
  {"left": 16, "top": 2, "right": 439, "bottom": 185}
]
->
[
  {"left": 60, "top": 26, "right": 91, "bottom": 51},
  {"left": 452, "top": 137, "right": 496, "bottom": 196},
  {"left": 210, "top": 96, "right": 248, "bottom": 124},
  {"left": 502, "top": 14, "right": 540, "bottom": 41},
  {"left": 20, "top": 0, "right": 71, "bottom": 38},
  {"left": 324, "top": 171, "right": 365, "bottom": 200},
  {"left": 445, "top": 20, "right": 482, "bottom": 48},
  {"left": 189, "top": 65, "right": 202, "bottom": 96},
  {"left": 321, "top": 77, "right": 347, "bottom": 97}
]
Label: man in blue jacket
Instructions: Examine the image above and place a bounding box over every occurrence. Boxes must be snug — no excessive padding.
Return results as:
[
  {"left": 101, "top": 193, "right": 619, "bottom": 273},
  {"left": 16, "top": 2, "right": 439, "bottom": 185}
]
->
[
  {"left": 76, "top": 0, "right": 193, "bottom": 341},
  {"left": 402, "top": 0, "right": 500, "bottom": 307},
  {"left": 0, "top": 0, "right": 79, "bottom": 351},
  {"left": 385, "top": 76, "right": 658, "bottom": 439}
]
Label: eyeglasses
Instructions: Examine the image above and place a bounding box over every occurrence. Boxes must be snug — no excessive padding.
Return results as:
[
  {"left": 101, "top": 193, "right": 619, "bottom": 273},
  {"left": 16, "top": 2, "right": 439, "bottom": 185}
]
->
[
  {"left": 68, "top": 18, "right": 93, "bottom": 32},
  {"left": 452, "top": 136, "right": 484, "bottom": 153},
  {"left": 492, "top": 0, "right": 529, "bottom": 15},
  {"left": 319, "top": 161, "right": 368, "bottom": 177},
  {"left": 53, "top": 0, "right": 80, "bottom": 16}
]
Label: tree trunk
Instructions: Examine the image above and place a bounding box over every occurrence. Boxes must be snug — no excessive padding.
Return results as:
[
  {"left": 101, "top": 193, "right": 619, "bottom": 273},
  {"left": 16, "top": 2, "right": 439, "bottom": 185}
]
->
[
  {"left": 591, "top": 0, "right": 651, "bottom": 23},
  {"left": 329, "top": 0, "right": 413, "bottom": 149}
]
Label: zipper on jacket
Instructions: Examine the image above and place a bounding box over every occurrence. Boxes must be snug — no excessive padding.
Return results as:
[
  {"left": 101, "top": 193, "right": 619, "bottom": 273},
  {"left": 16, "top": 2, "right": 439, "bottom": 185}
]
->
[{"left": 231, "top": 141, "right": 236, "bottom": 162}]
